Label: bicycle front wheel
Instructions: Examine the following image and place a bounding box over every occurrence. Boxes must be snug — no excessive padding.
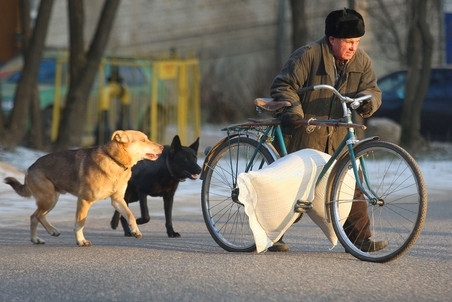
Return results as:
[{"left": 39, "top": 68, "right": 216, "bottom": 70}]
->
[
  {"left": 201, "top": 136, "right": 276, "bottom": 252},
  {"left": 328, "top": 140, "right": 428, "bottom": 263}
]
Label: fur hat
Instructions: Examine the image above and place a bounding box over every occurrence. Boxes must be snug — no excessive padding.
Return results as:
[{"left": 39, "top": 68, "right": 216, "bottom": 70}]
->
[{"left": 325, "top": 8, "right": 365, "bottom": 38}]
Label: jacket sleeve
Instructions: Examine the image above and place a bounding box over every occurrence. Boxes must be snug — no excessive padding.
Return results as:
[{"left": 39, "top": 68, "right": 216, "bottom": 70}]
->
[
  {"left": 355, "top": 54, "right": 382, "bottom": 118},
  {"left": 270, "top": 47, "right": 308, "bottom": 117}
]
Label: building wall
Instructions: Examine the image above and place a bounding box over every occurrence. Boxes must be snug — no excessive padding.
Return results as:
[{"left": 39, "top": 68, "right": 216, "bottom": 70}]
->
[
  {"left": 43, "top": 0, "right": 445, "bottom": 122},
  {"left": 47, "top": 1, "right": 280, "bottom": 58},
  {"left": 45, "top": 0, "right": 286, "bottom": 122}
]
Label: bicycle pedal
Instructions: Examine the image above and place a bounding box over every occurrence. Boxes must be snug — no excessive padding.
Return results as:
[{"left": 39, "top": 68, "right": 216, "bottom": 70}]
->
[{"left": 294, "top": 200, "right": 312, "bottom": 213}]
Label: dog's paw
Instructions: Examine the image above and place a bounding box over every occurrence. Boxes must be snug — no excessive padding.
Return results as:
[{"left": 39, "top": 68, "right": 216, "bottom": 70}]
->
[
  {"left": 49, "top": 229, "right": 60, "bottom": 237},
  {"left": 31, "top": 237, "right": 46, "bottom": 244},
  {"left": 131, "top": 231, "right": 142, "bottom": 239},
  {"left": 110, "top": 219, "right": 119, "bottom": 230},
  {"left": 136, "top": 217, "right": 150, "bottom": 225},
  {"left": 168, "top": 231, "right": 181, "bottom": 238},
  {"left": 77, "top": 240, "right": 92, "bottom": 247}
]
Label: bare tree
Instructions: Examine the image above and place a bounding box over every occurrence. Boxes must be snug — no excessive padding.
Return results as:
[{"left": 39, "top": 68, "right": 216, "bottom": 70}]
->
[
  {"left": 289, "top": 0, "right": 308, "bottom": 50},
  {"left": 400, "top": 0, "right": 433, "bottom": 150},
  {"left": 0, "top": 0, "right": 54, "bottom": 149},
  {"left": 364, "top": 0, "right": 437, "bottom": 148},
  {"left": 54, "top": 0, "right": 120, "bottom": 150},
  {"left": 366, "top": 0, "right": 406, "bottom": 65}
]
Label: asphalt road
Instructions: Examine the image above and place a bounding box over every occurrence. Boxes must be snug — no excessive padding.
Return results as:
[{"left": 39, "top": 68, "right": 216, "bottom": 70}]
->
[{"left": 0, "top": 185, "right": 451, "bottom": 302}]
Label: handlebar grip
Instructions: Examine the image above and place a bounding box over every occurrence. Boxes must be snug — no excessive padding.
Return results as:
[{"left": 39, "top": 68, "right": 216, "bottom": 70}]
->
[
  {"left": 350, "top": 100, "right": 361, "bottom": 110},
  {"left": 355, "top": 95, "right": 372, "bottom": 102}
]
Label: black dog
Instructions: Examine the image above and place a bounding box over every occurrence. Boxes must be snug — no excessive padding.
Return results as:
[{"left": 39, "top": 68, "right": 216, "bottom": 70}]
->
[{"left": 110, "top": 135, "right": 201, "bottom": 237}]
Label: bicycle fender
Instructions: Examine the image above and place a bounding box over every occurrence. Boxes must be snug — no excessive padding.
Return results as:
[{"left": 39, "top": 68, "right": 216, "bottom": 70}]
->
[
  {"left": 262, "top": 139, "right": 280, "bottom": 162},
  {"left": 200, "top": 134, "right": 238, "bottom": 180},
  {"left": 356, "top": 136, "right": 380, "bottom": 144},
  {"left": 335, "top": 136, "right": 380, "bottom": 163}
]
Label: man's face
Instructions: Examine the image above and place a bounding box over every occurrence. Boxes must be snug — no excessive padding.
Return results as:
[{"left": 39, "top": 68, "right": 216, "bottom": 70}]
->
[{"left": 328, "top": 37, "right": 361, "bottom": 61}]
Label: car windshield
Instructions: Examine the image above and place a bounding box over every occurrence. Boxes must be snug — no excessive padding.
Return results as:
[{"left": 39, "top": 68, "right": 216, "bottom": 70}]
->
[{"left": 378, "top": 71, "right": 406, "bottom": 99}]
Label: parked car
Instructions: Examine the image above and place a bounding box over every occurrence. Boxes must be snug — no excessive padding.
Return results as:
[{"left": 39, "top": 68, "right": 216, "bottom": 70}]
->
[
  {"left": 373, "top": 67, "right": 452, "bottom": 141},
  {"left": 0, "top": 52, "right": 67, "bottom": 117}
]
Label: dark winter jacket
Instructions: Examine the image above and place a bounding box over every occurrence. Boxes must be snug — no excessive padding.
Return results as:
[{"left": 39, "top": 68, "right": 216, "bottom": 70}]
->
[{"left": 270, "top": 36, "right": 381, "bottom": 154}]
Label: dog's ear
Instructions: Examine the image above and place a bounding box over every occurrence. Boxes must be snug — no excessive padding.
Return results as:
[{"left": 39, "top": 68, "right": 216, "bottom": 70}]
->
[
  {"left": 171, "top": 135, "right": 182, "bottom": 153},
  {"left": 190, "top": 137, "right": 200, "bottom": 152},
  {"left": 112, "top": 130, "right": 130, "bottom": 143}
]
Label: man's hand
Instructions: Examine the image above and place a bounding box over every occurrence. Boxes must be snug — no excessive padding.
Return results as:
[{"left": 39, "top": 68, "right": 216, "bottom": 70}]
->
[
  {"left": 280, "top": 112, "right": 303, "bottom": 135},
  {"left": 356, "top": 99, "right": 372, "bottom": 117}
]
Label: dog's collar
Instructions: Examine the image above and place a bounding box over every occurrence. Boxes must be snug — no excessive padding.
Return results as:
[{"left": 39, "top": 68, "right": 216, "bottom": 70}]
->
[
  {"left": 166, "top": 155, "right": 185, "bottom": 182},
  {"left": 103, "top": 148, "right": 128, "bottom": 171}
]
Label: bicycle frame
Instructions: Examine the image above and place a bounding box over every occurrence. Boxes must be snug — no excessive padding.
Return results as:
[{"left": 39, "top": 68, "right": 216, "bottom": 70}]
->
[
  {"left": 201, "top": 83, "right": 427, "bottom": 262},
  {"left": 218, "top": 94, "right": 379, "bottom": 203}
]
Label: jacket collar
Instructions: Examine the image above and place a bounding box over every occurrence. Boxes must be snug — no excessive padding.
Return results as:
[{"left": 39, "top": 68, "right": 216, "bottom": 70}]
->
[{"left": 320, "top": 36, "right": 336, "bottom": 85}]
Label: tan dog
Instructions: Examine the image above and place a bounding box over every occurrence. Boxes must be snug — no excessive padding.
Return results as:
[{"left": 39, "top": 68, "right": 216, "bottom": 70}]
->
[{"left": 4, "top": 130, "right": 163, "bottom": 246}]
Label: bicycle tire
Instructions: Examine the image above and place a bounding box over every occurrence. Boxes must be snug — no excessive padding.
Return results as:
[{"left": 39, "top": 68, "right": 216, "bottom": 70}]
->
[
  {"left": 201, "top": 135, "right": 276, "bottom": 252},
  {"left": 327, "top": 140, "right": 427, "bottom": 263}
]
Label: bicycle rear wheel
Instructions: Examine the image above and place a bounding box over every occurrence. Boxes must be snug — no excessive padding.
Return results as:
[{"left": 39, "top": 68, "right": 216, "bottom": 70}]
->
[
  {"left": 201, "top": 135, "right": 276, "bottom": 252},
  {"left": 328, "top": 140, "right": 427, "bottom": 263}
]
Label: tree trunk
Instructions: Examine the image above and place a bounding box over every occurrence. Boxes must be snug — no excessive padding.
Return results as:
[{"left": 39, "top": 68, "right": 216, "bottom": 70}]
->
[
  {"left": 54, "top": 0, "right": 120, "bottom": 150},
  {"left": 401, "top": 0, "right": 433, "bottom": 150},
  {"left": 0, "top": 0, "right": 53, "bottom": 149},
  {"left": 289, "top": 0, "right": 308, "bottom": 50}
]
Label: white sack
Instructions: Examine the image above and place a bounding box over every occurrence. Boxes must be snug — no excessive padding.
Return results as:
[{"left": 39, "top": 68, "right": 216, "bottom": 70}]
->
[{"left": 237, "top": 148, "right": 355, "bottom": 253}]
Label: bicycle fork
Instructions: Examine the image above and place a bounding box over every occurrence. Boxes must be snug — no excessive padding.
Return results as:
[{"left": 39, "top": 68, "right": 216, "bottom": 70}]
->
[{"left": 296, "top": 130, "right": 381, "bottom": 214}]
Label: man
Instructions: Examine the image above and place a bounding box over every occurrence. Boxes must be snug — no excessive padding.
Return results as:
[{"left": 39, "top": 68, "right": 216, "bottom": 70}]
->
[{"left": 269, "top": 8, "right": 387, "bottom": 252}]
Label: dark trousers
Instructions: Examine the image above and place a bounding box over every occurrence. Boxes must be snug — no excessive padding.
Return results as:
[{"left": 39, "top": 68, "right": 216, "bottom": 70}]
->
[
  {"left": 277, "top": 134, "right": 372, "bottom": 241},
  {"left": 343, "top": 187, "right": 371, "bottom": 241}
]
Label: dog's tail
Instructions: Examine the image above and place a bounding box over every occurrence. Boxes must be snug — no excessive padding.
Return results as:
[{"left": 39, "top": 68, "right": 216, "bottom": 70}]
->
[{"left": 4, "top": 177, "right": 32, "bottom": 197}]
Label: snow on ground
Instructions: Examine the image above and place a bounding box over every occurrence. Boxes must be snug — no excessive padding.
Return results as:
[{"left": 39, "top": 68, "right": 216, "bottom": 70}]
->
[{"left": 1, "top": 129, "right": 451, "bottom": 228}]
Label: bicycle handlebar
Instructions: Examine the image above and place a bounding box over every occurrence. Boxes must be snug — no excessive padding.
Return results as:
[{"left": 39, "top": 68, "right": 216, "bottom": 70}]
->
[{"left": 296, "top": 84, "right": 372, "bottom": 108}]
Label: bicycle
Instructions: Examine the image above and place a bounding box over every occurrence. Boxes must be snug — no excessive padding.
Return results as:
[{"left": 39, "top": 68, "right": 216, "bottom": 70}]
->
[{"left": 200, "top": 84, "right": 427, "bottom": 263}]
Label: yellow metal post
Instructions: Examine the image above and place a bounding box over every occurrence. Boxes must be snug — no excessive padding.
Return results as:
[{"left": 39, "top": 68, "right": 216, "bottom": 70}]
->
[
  {"left": 193, "top": 60, "right": 201, "bottom": 140},
  {"left": 150, "top": 62, "right": 159, "bottom": 142},
  {"left": 97, "top": 81, "right": 130, "bottom": 144},
  {"left": 177, "top": 61, "right": 188, "bottom": 144}
]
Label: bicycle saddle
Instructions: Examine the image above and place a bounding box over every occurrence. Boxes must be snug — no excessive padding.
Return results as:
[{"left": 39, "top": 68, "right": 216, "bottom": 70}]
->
[{"left": 254, "top": 98, "right": 292, "bottom": 112}]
